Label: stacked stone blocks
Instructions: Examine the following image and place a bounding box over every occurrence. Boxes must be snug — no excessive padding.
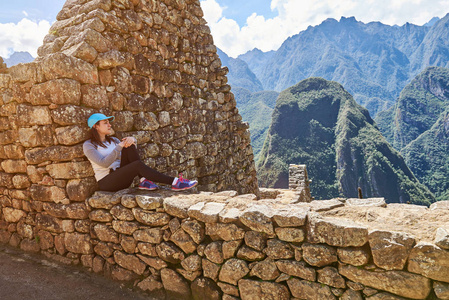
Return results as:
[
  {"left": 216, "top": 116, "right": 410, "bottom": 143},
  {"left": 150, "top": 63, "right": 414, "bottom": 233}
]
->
[{"left": 288, "top": 164, "right": 312, "bottom": 202}]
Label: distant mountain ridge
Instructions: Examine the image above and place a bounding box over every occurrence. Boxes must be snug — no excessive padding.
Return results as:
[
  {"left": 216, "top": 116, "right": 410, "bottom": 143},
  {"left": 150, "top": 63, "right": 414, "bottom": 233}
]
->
[
  {"left": 4, "top": 52, "right": 34, "bottom": 67},
  {"left": 236, "top": 14, "right": 449, "bottom": 117},
  {"left": 376, "top": 66, "right": 449, "bottom": 200},
  {"left": 257, "top": 77, "right": 434, "bottom": 205}
]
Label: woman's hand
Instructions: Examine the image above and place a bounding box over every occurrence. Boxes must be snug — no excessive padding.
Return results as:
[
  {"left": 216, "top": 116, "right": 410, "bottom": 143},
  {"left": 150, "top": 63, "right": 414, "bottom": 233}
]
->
[{"left": 119, "top": 137, "right": 136, "bottom": 148}]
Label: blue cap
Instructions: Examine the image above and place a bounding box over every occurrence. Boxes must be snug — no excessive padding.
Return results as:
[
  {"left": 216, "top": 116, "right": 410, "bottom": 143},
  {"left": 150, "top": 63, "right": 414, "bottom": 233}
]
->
[{"left": 87, "top": 113, "right": 115, "bottom": 128}]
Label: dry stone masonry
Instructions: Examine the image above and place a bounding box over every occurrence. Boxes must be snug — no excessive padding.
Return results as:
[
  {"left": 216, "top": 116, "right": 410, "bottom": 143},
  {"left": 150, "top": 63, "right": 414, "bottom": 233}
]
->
[
  {"left": 3, "top": 187, "right": 448, "bottom": 300},
  {"left": 288, "top": 164, "right": 312, "bottom": 203},
  {"left": 0, "top": 0, "right": 258, "bottom": 198}
]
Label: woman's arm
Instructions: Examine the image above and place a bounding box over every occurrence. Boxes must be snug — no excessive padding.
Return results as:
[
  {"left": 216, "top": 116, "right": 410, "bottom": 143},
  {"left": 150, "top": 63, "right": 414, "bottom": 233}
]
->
[
  {"left": 119, "top": 136, "right": 137, "bottom": 148},
  {"left": 83, "top": 140, "right": 123, "bottom": 168}
]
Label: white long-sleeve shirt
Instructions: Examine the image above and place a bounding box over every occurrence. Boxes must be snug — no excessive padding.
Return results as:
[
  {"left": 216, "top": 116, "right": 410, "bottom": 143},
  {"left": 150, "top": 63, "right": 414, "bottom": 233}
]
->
[{"left": 83, "top": 137, "right": 122, "bottom": 181}]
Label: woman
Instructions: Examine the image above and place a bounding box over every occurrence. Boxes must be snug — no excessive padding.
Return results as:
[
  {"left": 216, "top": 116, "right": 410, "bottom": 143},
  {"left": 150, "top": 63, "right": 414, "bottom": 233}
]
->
[{"left": 83, "top": 113, "right": 198, "bottom": 192}]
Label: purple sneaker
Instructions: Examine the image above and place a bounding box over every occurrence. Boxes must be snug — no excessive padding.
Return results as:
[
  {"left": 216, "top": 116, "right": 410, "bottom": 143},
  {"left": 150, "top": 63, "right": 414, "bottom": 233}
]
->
[
  {"left": 138, "top": 178, "right": 158, "bottom": 191},
  {"left": 172, "top": 174, "right": 198, "bottom": 191}
]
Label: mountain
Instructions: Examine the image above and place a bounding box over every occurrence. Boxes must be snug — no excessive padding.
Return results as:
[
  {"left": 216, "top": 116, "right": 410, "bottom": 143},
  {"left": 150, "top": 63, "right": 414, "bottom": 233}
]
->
[
  {"left": 232, "top": 87, "right": 279, "bottom": 161},
  {"left": 4, "top": 51, "right": 34, "bottom": 67},
  {"left": 424, "top": 17, "right": 440, "bottom": 27},
  {"left": 216, "top": 48, "right": 263, "bottom": 93},
  {"left": 238, "top": 15, "right": 449, "bottom": 117},
  {"left": 410, "top": 15, "right": 449, "bottom": 74},
  {"left": 216, "top": 48, "right": 274, "bottom": 160},
  {"left": 237, "top": 48, "right": 275, "bottom": 81},
  {"left": 257, "top": 77, "right": 434, "bottom": 205},
  {"left": 376, "top": 66, "right": 449, "bottom": 200}
]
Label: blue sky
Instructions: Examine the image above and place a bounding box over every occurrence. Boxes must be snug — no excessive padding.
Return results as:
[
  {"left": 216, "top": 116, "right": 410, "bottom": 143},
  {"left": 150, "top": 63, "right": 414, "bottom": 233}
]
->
[
  {"left": 0, "top": 0, "right": 64, "bottom": 23},
  {"left": 0, "top": 0, "right": 448, "bottom": 58}
]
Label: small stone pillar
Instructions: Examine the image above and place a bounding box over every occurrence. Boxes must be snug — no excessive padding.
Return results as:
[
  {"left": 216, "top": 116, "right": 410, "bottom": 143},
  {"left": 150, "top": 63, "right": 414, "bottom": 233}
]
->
[{"left": 289, "top": 164, "right": 312, "bottom": 202}]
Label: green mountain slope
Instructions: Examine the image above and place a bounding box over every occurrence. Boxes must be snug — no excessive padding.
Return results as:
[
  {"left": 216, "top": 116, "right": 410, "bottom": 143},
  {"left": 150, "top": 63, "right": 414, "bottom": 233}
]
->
[
  {"left": 233, "top": 87, "right": 279, "bottom": 162},
  {"left": 376, "top": 66, "right": 449, "bottom": 200},
  {"left": 377, "top": 67, "right": 449, "bottom": 150},
  {"left": 217, "top": 48, "right": 263, "bottom": 93},
  {"left": 257, "top": 78, "right": 434, "bottom": 205},
  {"left": 238, "top": 15, "right": 449, "bottom": 117},
  {"left": 402, "top": 112, "right": 449, "bottom": 201}
]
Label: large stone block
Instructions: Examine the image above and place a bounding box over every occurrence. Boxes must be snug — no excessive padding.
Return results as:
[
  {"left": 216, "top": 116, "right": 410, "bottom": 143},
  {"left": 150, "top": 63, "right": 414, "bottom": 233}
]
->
[
  {"left": 114, "top": 250, "right": 146, "bottom": 275},
  {"left": 43, "top": 202, "right": 89, "bottom": 219},
  {"left": 434, "top": 227, "right": 449, "bottom": 250},
  {"left": 135, "top": 194, "right": 163, "bottom": 210},
  {"left": 249, "top": 258, "right": 280, "bottom": 280},
  {"left": 132, "top": 208, "right": 170, "bottom": 226},
  {"left": 1, "top": 160, "right": 27, "bottom": 173},
  {"left": 29, "top": 79, "right": 81, "bottom": 105},
  {"left": 81, "top": 84, "right": 108, "bottom": 108},
  {"left": 66, "top": 178, "right": 97, "bottom": 201},
  {"left": 191, "top": 277, "right": 222, "bottom": 300},
  {"left": 55, "top": 125, "right": 89, "bottom": 145},
  {"left": 369, "top": 230, "right": 415, "bottom": 270},
  {"left": 238, "top": 279, "right": 289, "bottom": 300},
  {"left": 88, "top": 191, "right": 121, "bottom": 209},
  {"left": 41, "top": 52, "right": 99, "bottom": 84},
  {"left": 287, "top": 278, "right": 336, "bottom": 299},
  {"left": 170, "top": 228, "right": 197, "bottom": 254},
  {"left": 51, "top": 105, "right": 95, "bottom": 126},
  {"left": 93, "top": 224, "right": 119, "bottom": 243},
  {"left": 307, "top": 213, "right": 368, "bottom": 247},
  {"left": 19, "top": 126, "right": 54, "bottom": 147},
  {"left": 96, "top": 49, "right": 126, "bottom": 69},
  {"left": 317, "top": 266, "right": 346, "bottom": 289},
  {"left": 0, "top": 172, "right": 14, "bottom": 188},
  {"left": 188, "top": 202, "right": 225, "bottom": 223},
  {"left": 205, "top": 223, "right": 245, "bottom": 241},
  {"left": 25, "top": 145, "right": 84, "bottom": 164},
  {"left": 434, "top": 281, "right": 449, "bottom": 300},
  {"left": 337, "top": 246, "right": 371, "bottom": 266},
  {"left": 133, "top": 228, "right": 163, "bottom": 244},
  {"left": 3, "top": 207, "right": 26, "bottom": 223},
  {"left": 156, "top": 242, "right": 185, "bottom": 264},
  {"left": 272, "top": 205, "right": 309, "bottom": 227},
  {"left": 46, "top": 161, "right": 94, "bottom": 179},
  {"left": 8, "top": 61, "right": 42, "bottom": 83},
  {"left": 16, "top": 105, "right": 52, "bottom": 126},
  {"left": 302, "top": 243, "right": 338, "bottom": 267},
  {"left": 35, "top": 214, "right": 64, "bottom": 233},
  {"left": 163, "top": 196, "right": 198, "bottom": 218},
  {"left": 64, "top": 232, "right": 93, "bottom": 254},
  {"left": 219, "top": 258, "right": 249, "bottom": 285},
  {"left": 160, "top": 268, "right": 191, "bottom": 299},
  {"left": 112, "top": 220, "right": 138, "bottom": 235},
  {"left": 275, "top": 259, "right": 316, "bottom": 281},
  {"left": 30, "top": 184, "right": 66, "bottom": 203},
  {"left": 263, "top": 239, "right": 294, "bottom": 259},
  {"left": 239, "top": 204, "right": 274, "bottom": 235},
  {"left": 62, "top": 41, "right": 98, "bottom": 63},
  {"left": 339, "top": 263, "right": 431, "bottom": 299},
  {"left": 408, "top": 242, "right": 449, "bottom": 283},
  {"left": 181, "top": 219, "right": 205, "bottom": 244}
]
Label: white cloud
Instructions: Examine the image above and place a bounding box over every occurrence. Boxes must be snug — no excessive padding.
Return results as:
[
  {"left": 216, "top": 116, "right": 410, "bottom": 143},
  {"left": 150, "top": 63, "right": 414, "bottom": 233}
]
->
[
  {"left": 200, "top": 0, "right": 449, "bottom": 57},
  {"left": 22, "top": 11, "right": 29, "bottom": 17},
  {"left": 0, "top": 18, "right": 51, "bottom": 58}
]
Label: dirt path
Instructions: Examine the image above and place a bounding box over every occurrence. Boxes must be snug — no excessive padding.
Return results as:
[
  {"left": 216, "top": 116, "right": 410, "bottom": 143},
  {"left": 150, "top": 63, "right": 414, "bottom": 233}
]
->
[{"left": 0, "top": 244, "right": 152, "bottom": 300}]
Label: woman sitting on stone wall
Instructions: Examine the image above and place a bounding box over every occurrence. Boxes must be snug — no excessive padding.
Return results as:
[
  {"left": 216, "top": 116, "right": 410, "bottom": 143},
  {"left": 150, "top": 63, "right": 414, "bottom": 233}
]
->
[{"left": 83, "top": 113, "right": 197, "bottom": 192}]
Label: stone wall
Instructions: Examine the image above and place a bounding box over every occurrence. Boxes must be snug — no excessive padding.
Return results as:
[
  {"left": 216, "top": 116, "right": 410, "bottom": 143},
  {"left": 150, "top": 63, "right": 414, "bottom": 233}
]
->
[
  {"left": 0, "top": 0, "right": 258, "bottom": 201},
  {"left": 288, "top": 164, "right": 312, "bottom": 203},
  {"left": 2, "top": 188, "right": 448, "bottom": 299}
]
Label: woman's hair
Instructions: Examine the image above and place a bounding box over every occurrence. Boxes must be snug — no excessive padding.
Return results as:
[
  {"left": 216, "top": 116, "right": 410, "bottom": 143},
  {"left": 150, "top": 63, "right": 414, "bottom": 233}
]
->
[{"left": 88, "top": 121, "right": 114, "bottom": 148}]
